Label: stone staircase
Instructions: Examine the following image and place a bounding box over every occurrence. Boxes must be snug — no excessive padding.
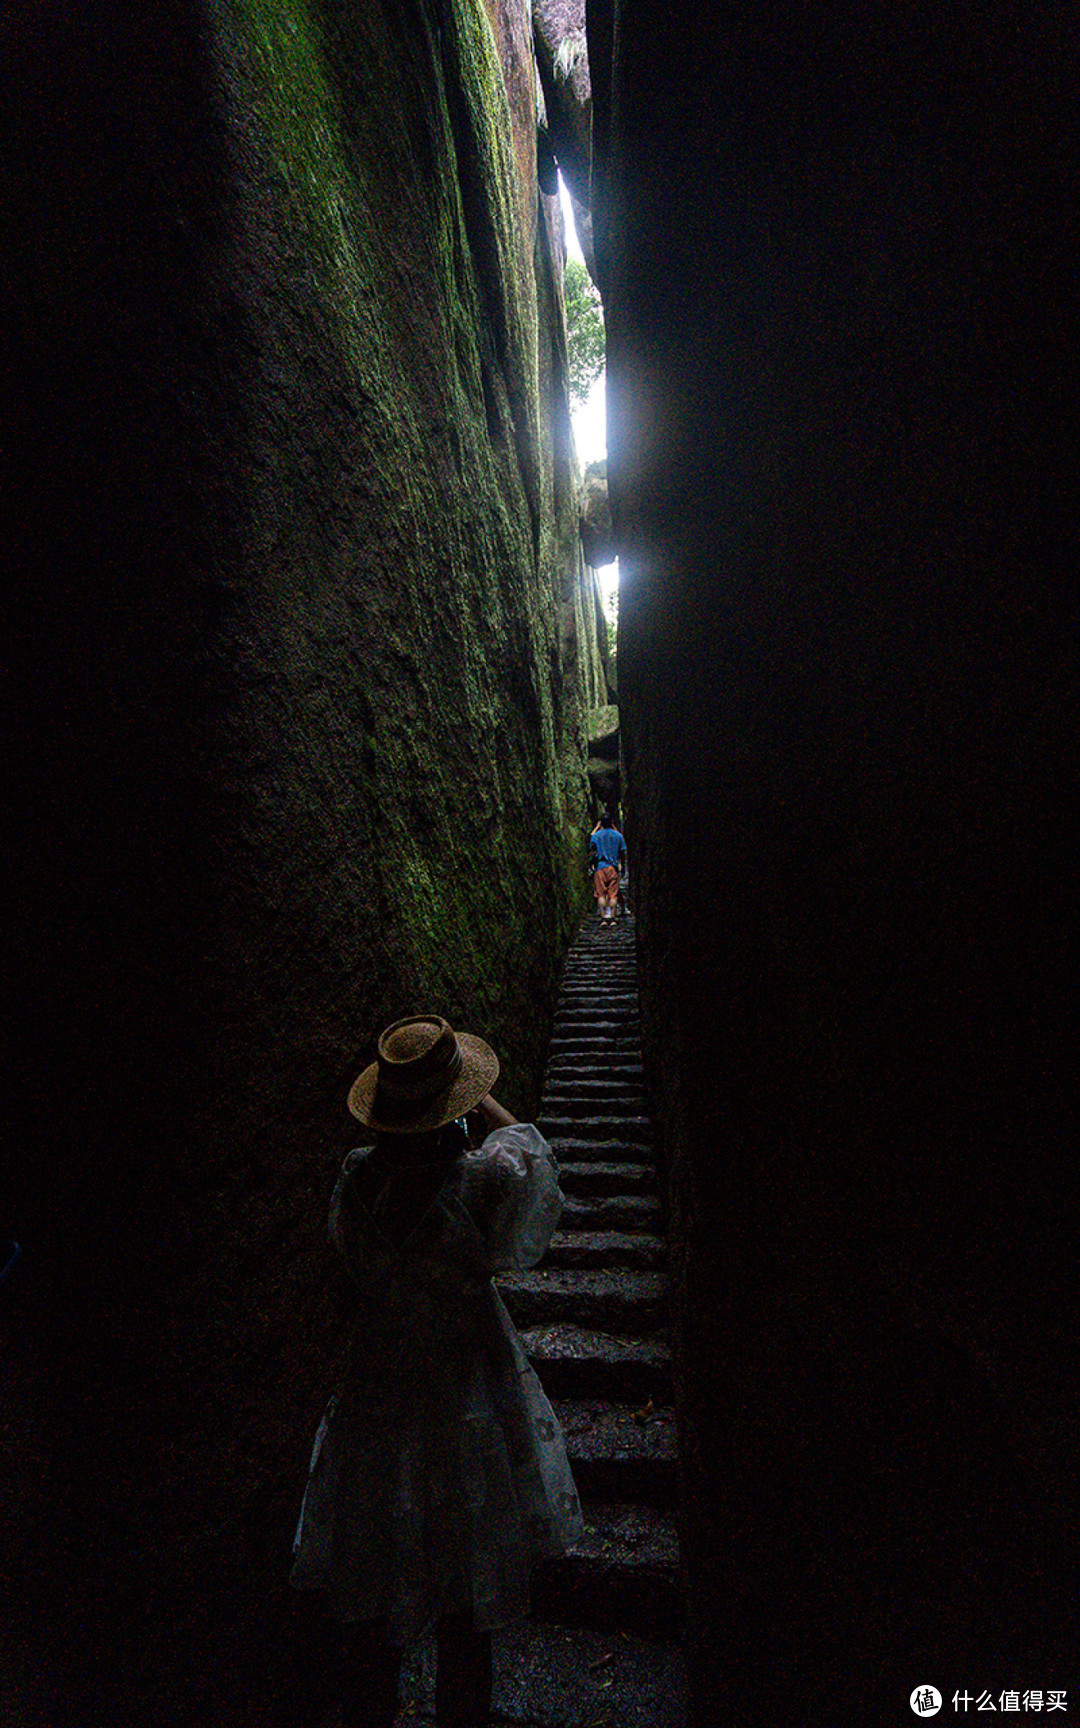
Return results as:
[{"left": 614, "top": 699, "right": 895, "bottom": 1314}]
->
[{"left": 495, "top": 912, "right": 682, "bottom": 1646}]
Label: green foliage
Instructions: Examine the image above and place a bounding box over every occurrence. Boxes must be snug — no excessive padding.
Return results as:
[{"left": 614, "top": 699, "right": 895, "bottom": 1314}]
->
[
  {"left": 604, "top": 582, "right": 618, "bottom": 662},
  {"left": 564, "top": 256, "right": 605, "bottom": 406}
]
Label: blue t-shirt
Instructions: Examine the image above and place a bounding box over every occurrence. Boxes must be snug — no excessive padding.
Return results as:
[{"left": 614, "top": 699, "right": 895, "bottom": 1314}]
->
[{"left": 590, "top": 827, "right": 626, "bottom": 871}]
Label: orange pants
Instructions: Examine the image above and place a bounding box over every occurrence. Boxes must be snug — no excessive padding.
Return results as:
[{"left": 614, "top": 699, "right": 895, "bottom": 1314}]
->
[{"left": 593, "top": 865, "right": 619, "bottom": 909}]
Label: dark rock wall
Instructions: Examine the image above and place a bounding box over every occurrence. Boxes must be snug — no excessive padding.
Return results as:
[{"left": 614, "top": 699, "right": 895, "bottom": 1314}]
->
[
  {"left": 2, "top": 1, "right": 603, "bottom": 1719},
  {"left": 590, "top": 3, "right": 1078, "bottom": 1720}
]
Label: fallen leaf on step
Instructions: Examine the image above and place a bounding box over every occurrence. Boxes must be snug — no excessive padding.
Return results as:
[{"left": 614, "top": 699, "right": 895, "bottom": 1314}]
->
[{"left": 632, "top": 1398, "right": 655, "bottom": 1424}]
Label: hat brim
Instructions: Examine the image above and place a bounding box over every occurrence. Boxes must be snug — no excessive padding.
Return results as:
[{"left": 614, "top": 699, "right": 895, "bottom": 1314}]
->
[{"left": 347, "top": 1032, "right": 499, "bottom": 1134}]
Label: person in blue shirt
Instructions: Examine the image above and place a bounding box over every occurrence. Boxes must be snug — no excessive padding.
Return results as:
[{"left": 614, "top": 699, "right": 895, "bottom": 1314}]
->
[{"left": 588, "top": 815, "right": 627, "bottom": 922}]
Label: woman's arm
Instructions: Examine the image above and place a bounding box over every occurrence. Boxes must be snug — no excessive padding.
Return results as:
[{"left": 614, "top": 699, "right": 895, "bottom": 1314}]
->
[
  {"left": 460, "top": 1122, "right": 563, "bottom": 1269},
  {"left": 475, "top": 1093, "right": 517, "bottom": 1130}
]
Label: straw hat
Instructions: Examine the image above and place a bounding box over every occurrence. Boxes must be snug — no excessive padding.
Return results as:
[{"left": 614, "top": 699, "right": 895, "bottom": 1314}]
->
[{"left": 347, "top": 1015, "right": 499, "bottom": 1135}]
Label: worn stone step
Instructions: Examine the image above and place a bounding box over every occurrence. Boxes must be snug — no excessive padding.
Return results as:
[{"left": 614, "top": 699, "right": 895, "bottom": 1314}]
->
[
  {"left": 550, "top": 1137, "right": 653, "bottom": 1166},
  {"left": 556, "top": 1161, "right": 657, "bottom": 1198},
  {"left": 549, "top": 1021, "right": 640, "bottom": 1035},
  {"left": 559, "top": 989, "right": 637, "bottom": 999},
  {"left": 555, "top": 1399, "right": 678, "bottom": 1506},
  {"left": 559, "top": 968, "right": 637, "bottom": 981},
  {"left": 549, "top": 1029, "right": 641, "bottom": 1044},
  {"left": 540, "top": 1116, "right": 652, "bottom": 1143},
  {"left": 546, "top": 1056, "right": 644, "bottom": 1075},
  {"left": 558, "top": 979, "right": 638, "bottom": 994},
  {"left": 543, "top": 1081, "right": 647, "bottom": 1102},
  {"left": 523, "top": 1323, "right": 672, "bottom": 1402},
  {"left": 546, "top": 1078, "right": 645, "bottom": 1098},
  {"left": 531, "top": 1503, "right": 682, "bottom": 1642},
  {"left": 557, "top": 991, "right": 639, "bottom": 1009},
  {"left": 547, "top": 1052, "right": 643, "bottom": 1071},
  {"left": 543, "top": 1077, "right": 647, "bottom": 1099},
  {"left": 546, "top": 1230, "right": 667, "bottom": 1270},
  {"left": 497, "top": 1267, "right": 667, "bottom": 1332},
  {"left": 546, "top": 1075, "right": 646, "bottom": 1096},
  {"left": 549, "top": 1016, "right": 640, "bottom": 1036},
  {"left": 559, "top": 974, "right": 635, "bottom": 988},
  {"left": 543, "top": 1112, "right": 651, "bottom": 1138},
  {"left": 541, "top": 1098, "right": 649, "bottom": 1126},
  {"left": 552, "top": 1016, "right": 635, "bottom": 1029},
  {"left": 547, "top": 1037, "right": 643, "bottom": 1059},
  {"left": 548, "top": 1039, "right": 642, "bottom": 1061},
  {"left": 384, "top": 1603, "right": 686, "bottom": 1726},
  {"left": 560, "top": 1192, "right": 661, "bottom": 1232}
]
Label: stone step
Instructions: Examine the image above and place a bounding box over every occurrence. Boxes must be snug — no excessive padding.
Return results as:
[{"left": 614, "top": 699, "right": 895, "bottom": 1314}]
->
[
  {"left": 548, "top": 1053, "right": 643, "bottom": 1072},
  {"left": 543, "top": 1077, "right": 647, "bottom": 1100},
  {"left": 389, "top": 1598, "right": 686, "bottom": 1726},
  {"left": 555, "top": 1398, "right": 678, "bottom": 1507},
  {"left": 546, "top": 1056, "right": 644, "bottom": 1076},
  {"left": 546, "top": 1075, "right": 646, "bottom": 1096},
  {"left": 556, "top": 974, "right": 639, "bottom": 988},
  {"left": 556, "top": 1161, "right": 657, "bottom": 1198},
  {"left": 544, "top": 1116, "right": 651, "bottom": 1141},
  {"left": 560, "top": 1192, "right": 661, "bottom": 1232},
  {"left": 541, "top": 1096, "right": 649, "bottom": 1123},
  {"left": 559, "top": 968, "right": 637, "bottom": 980},
  {"left": 549, "top": 1021, "right": 641, "bottom": 1036},
  {"left": 497, "top": 1267, "right": 668, "bottom": 1332},
  {"left": 546, "top": 1230, "right": 667, "bottom": 1270},
  {"left": 559, "top": 968, "right": 638, "bottom": 981},
  {"left": 551, "top": 1029, "right": 641, "bottom": 1049},
  {"left": 558, "top": 990, "right": 638, "bottom": 1002},
  {"left": 550, "top": 1013, "right": 640, "bottom": 1032},
  {"left": 556, "top": 996, "right": 637, "bottom": 1006},
  {"left": 540, "top": 1115, "right": 653, "bottom": 1142},
  {"left": 531, "top": 1503, "right": 682, "bottom": 1642},
  {"left": 562, "top": 953, "right": 636, "bottom": 964},
  {"left": 544, "top": 1078, "right": 647, "bottom": 1097},
  {"left": 546, "top": 1077, "right": 646, "bottom": 1097},
  {"left": 557, "top": 990, "right": 640, "bottom": 1008},
  {"left": 523, "top": 1323, "right": 673, "bottom": 1402},
  {"left": 550, "top": 1137, "right": 653, "bottom": 1166},
  {"left": 547, "top": 1036, "right": 643, "bottom": 1059}
]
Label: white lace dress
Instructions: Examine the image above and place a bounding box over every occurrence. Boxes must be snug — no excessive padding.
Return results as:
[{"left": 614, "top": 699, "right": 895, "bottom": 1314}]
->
[{"left": 290, "top": 1125, "right": 584, "bottom": 1641}]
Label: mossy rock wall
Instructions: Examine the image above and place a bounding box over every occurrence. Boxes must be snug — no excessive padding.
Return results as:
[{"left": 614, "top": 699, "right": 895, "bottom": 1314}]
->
[{"left": 2, "top": 1, "right": 602, "bottom": 1718}]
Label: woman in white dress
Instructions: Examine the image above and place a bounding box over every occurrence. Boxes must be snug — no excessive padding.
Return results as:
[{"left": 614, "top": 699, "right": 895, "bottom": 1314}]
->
[{"left": 291, "top": 1015, "right": 583, "bottom": 1728}]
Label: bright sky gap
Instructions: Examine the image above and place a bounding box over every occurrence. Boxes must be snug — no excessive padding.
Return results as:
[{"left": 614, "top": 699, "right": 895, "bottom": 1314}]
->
[{"left": 559, "top": 172, "right": 618, "bottom": 615}]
